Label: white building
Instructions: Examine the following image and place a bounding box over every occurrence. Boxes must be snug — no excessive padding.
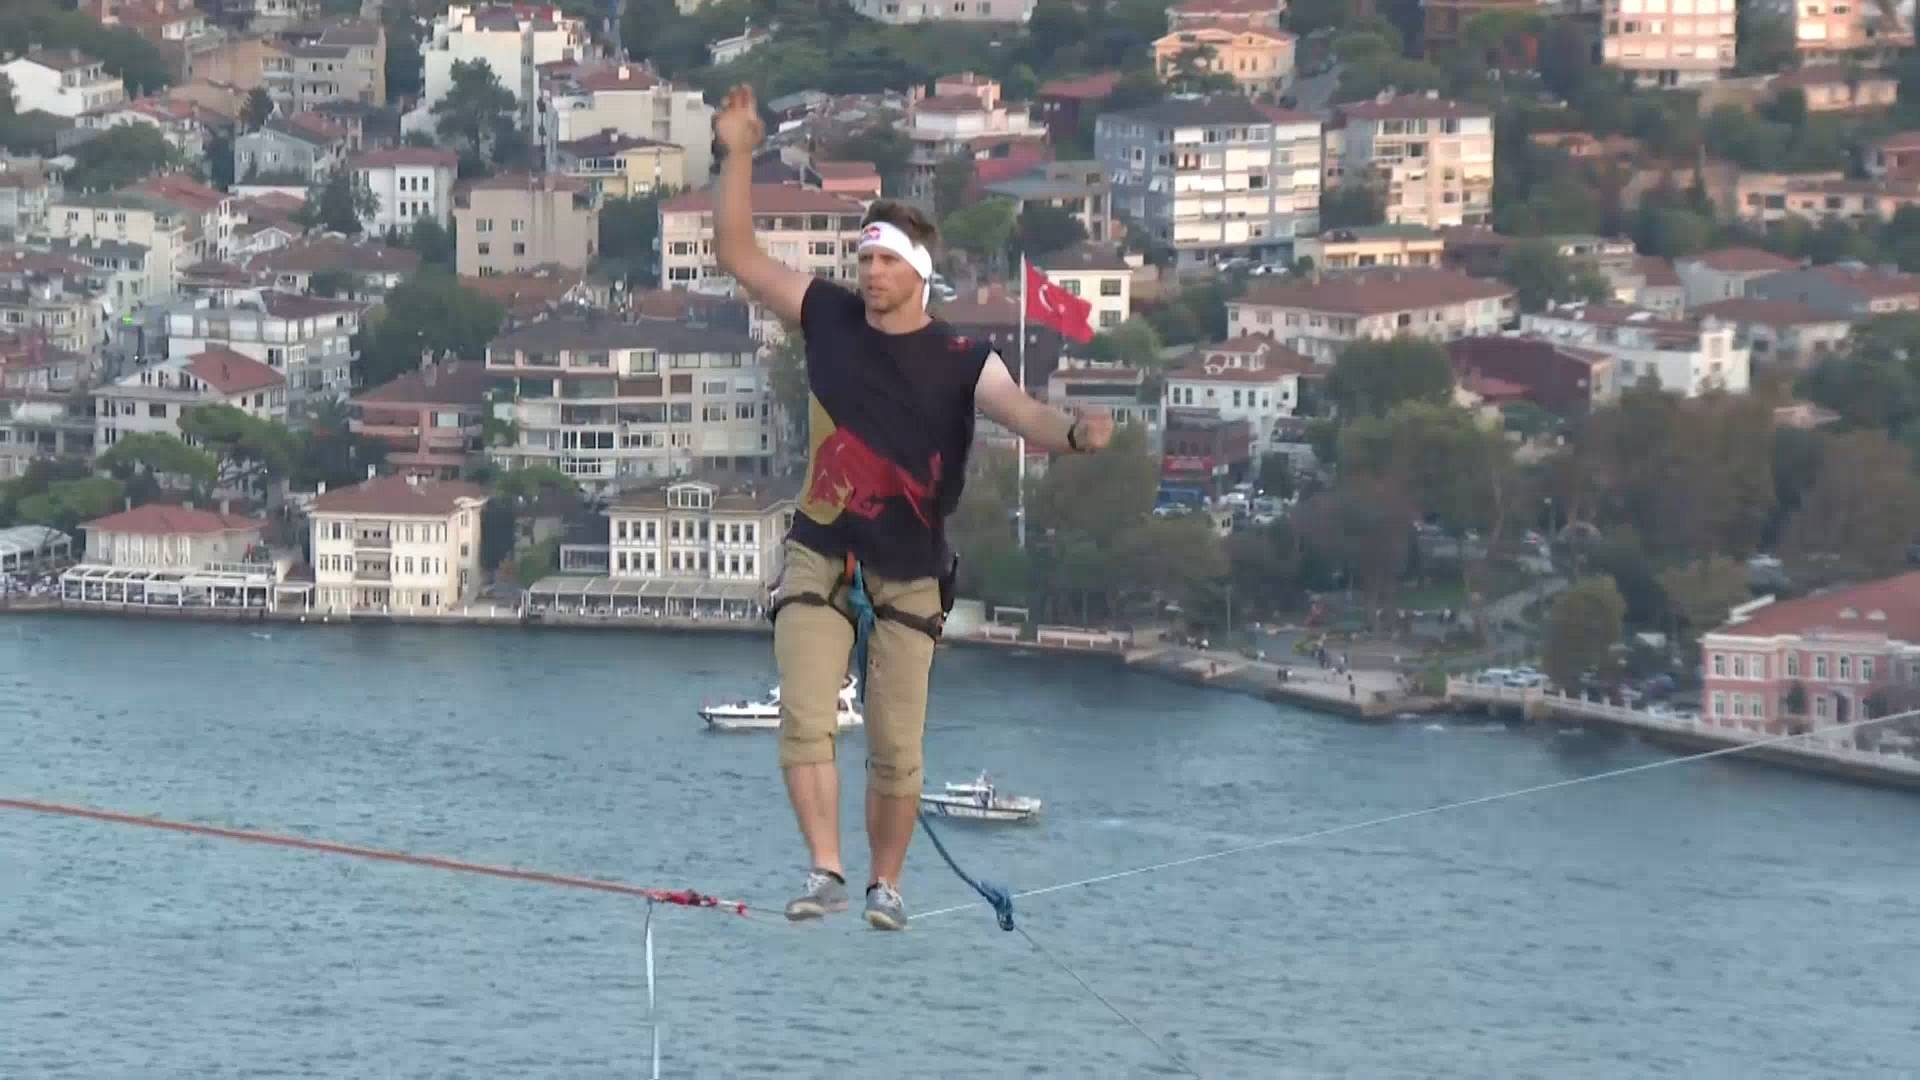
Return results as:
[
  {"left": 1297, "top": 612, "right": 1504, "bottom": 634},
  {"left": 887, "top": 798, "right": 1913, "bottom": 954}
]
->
[
  {"left": 606, "top": 478, "right": 793, "bottom": 587},
  {"left": 352, "top": 147, "right": 460, "bottom": 234},
  {"left": 1, "top": 49, "right": 127, "bottom": 118},
  {"left": 1225, "top": 268, "right": 1516, "bottom": 363},
  {"left": 1324, "top": 92, "right": 1495, "bottom": 229},
  {"left": 405, "top": 3, "right": 588, "bottom": 139},
  {"left": 1601, "top": 0, "right": 1737, "bottom": 87},
  {"left": 1520, "top": 303, "right": 1751, "bottom": 397},
  {"left": 657, "top": 184, "right": 866, "bottom": 340},
  {"left": 485, "top": 315, "right": 775, "bottom": 484},
  {"left": 848, "top": 0, "right": 1036, "bottom": 23},
  {"left": 308, "top": 474, "right": 491, "bottom": 615},
  {"left": 900, "top": 75, "right": 1045, "bottom": 201},
  {"left": 540, "top": 64, "right": 716, "bottom": 179},
  {"left": 1163, "top": 335, "right": 1317, "bottom": 449},
  {"left": 94, "top": 346, "right": 287, "bottom": 454},
  {"left": 1031, "top": 244, "right": 1134, "bottom": 332},
  {"left": 165, "top": 292, "right": 365, "bottom": 407}
]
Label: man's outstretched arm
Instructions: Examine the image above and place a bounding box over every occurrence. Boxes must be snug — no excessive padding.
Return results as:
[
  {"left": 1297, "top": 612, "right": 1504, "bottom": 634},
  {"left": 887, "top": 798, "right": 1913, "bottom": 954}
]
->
[
  {"left": 973, "top": 352, "right": 1113, "bottom": 454},
  {"left": 711, "top": 84, "right": 811, "bottom": 326}
]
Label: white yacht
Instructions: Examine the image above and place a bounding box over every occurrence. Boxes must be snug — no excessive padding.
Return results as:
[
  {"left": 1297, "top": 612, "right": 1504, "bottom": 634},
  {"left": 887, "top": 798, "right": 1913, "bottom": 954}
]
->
[
  {"left": 699, "top": 675, "right": 862, "bottom": 732},
  {"left": 919, "top": 773, "right": 1042, "bottom": 823}
]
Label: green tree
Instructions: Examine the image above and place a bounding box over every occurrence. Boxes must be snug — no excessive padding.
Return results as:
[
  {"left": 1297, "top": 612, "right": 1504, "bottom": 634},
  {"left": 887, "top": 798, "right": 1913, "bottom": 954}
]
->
[
  {"left": 1499, "top": 239, "right": 1612, "bottom": 313},
  {"left": 1658, "top": 556, "right": 1750, "bottom": 640},
  {"left": 1735, "top": 6, "right": 1796, "bottom": 76},
  {"left": 355, "top": 271, "right": 506, "bottom": 388},
  {"left": 599, "top": 192, "right": 663, "bottom": 285},
  {"left": 431, "top": 59, "right": 518, "bottom": 174},
  {"left": 1543, "top": 576, "right": 1627, "bottom": 691},
  {"left": 1319, "top": 184, "right": 1386, "bottom": 229},
  {"left": 1300, "top": 479, "right": 1414, "bottom": 622},
  {"left": 1325, "top": 338, "right": 1455, "bottom": 419},
  {"left": 291, "top": 398, "right": 389, "bottom": 492},
  {"left": 14, "top": 477, "right": 125, "bottom": 534},
  {"left": 244, "top": 87, "right": 275, "bottom": 130},
  {"left": 768, "top": 331, "right": 809, "bottom": 454},
  {"left": 1031, "top": 421, "right": 1158, "bottom": 548},
  {"left": 178, "top": 406, "right": 299, "bottom": 497},
  {"left": 1783, "top": 429, "right": 1920, "bottom": 576},
  {"left": 1083, "top": 317, "right": 1165, "bottom": 370},
  {"left": 940, "top": 197, "right": 1018, "bottom": 266},
  {"left": 1015, "top": 205, "right": 1087, "bottom": 262},
  {"left": 404, "top": 218, "right": 456, "bottom": 267},
  {"left": 826, "top": 124, "right": 913, "bottom": 195},
  {"left": 933, "top": 156, "right": 977, "bottom": 221},
  {"left": 97, "top": 432, "right": 218, "bottom": 493},
  {"left": 299, "top": 169, "right": 379, "bottom": 234},
  {"left": 65, "top": 125, "right": 181, "bottom": 194}
]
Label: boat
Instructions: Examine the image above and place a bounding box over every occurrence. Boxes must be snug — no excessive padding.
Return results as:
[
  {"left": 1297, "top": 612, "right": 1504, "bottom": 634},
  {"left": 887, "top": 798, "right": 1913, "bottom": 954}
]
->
[
  {"left": 918, "top": 773, "right": 1042, "bottom": 823},
  {"left": 699, "top": 675, "right": 862, "bottom": 732}
]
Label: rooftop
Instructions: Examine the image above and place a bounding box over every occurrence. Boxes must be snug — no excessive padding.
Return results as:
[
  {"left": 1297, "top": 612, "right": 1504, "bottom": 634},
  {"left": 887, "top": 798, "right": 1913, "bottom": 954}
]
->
[
  {"left": 661, "top": 184, "right": 866, "bottom": 215},
  {"left": 1033, "top": 244, "right": 1131, "bottom": 273},
  {"left": 1715, "top": 571, "right": 1920, "bottom": 643},
  {"left": 489, "top": 315, "right": 758, "bottom": 355},
  {"left": 83, "top": 503, "right": 264, "bottom": 535},
  {"left": 354, "top": 360, "right": 494, "bottom": 406},
  {"left": 311, "top": 474, "right": 491, "bottom": 517},
  {"left": 186, "top": 347, "right": 283, "bottom": 395},
  {"left": 1236, "top": 268, "right": 1513, "bottom": 315}
]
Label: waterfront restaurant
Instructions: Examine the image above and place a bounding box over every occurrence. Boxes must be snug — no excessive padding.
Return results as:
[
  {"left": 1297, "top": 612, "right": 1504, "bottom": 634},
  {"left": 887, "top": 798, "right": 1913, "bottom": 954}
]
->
[
  {"left": 0, "top": 525, "right": 72, "bottom": 574},
  {"left": 58, "top": 563, "right": 275, "bottom": 609}
]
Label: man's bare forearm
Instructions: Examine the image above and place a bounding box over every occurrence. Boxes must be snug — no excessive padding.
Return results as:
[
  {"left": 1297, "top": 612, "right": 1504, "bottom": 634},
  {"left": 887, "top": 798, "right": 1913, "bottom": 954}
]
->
[
  {"left": 713, "top": 149, "right": 758, "bottom": 274},
  {"left": 1009, "top": 395, "right": 1079, "bottom": 453}
]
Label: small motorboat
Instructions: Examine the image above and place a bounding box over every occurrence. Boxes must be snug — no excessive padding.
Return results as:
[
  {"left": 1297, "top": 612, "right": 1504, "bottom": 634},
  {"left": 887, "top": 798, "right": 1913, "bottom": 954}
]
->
[
  {"left": 699, "top": 674, "right": 861, "bottom": 731},
  {"left": 918, "top": 772, "right": 1041, "bottom": 823}
]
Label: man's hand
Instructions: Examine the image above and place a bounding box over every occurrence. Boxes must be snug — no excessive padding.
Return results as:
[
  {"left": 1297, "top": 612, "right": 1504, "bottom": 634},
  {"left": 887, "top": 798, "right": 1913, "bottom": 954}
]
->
[
  {"left": 713, "top": 84, "right": 764, "bottom": 161},
  {"left": 1073, "top": 408, "right": 1115, "bottom": 452}
]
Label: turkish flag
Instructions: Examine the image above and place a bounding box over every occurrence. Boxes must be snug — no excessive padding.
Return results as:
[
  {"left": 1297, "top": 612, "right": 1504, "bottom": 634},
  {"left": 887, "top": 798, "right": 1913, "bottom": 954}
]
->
[{"left": 1024, "top": 263, "right": 1096, "bottom": 344}]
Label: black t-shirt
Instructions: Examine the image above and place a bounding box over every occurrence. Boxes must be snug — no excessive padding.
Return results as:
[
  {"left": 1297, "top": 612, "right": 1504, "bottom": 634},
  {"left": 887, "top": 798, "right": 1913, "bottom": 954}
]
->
[{"left": 788, "top": 279, "right": 992, "bottom": 581}]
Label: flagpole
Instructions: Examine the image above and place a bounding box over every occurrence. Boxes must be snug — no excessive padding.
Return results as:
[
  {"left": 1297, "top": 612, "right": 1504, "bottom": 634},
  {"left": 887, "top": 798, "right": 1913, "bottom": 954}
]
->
[{"left": 1016, "top": 253, "right": 1027, "bottom": 551}]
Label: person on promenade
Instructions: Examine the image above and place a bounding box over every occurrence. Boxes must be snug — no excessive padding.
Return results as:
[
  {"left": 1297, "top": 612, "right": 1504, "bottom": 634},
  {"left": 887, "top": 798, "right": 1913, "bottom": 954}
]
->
[{"left": 710, "top": 84, "right": 1114, "bottom": 930}]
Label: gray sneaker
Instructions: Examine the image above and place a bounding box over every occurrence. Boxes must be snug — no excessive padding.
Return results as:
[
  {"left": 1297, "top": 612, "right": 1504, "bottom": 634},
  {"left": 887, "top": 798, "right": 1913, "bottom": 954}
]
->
[
  {"left": 784, "top": 869, "right": 848, "bottom": 921},
  {"left": 864, "top": 880, "right": 908, "bottom": 930}
]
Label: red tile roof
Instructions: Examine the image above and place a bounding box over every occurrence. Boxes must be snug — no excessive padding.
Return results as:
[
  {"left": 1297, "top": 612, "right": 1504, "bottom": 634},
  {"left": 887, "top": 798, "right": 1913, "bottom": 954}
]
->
[
  {"left": 353, "top": 360, "right": 494, "bottom": 406},
  {"left": 352, "top": 147, "right": 459, "bottom": 169},
  {"left": 1237, "top": 268, "right": 1513, "bottom": 315},
  {"left": 310, "top": 475, "right": 491, "bottom": 516},
  {"left": 1337, "top": 94, "right": 1489, "bottom": 123},
  {"left": 84, "top": 503, "right": 264, "bottom": 535},
  {"left": 660, "top": 184, "right": 865, "bottom": 214},
  {"left": 1038, "top": 72, "right": 1122, "bottom": 100},
  {"left": 915, "top": 93, "right": 990, "bottom": 114},
  {"left": 187, "top": 348, "right": 283, "bottom": 395},
  {"left": 1693, "top": 298, "right": 1846, "bottom": 326},
  {"left": 813, "top": 160, "right": 879, "bottom": 179},
  {"left": 1715, "top": 571, "right": 1920, "bottom": 643}
]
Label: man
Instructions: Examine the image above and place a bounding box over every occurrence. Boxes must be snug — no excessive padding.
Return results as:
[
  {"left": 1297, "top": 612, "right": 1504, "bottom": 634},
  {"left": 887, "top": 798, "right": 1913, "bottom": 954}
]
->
[{"left": 710, "top": 85, "right": 1114, "bottom": 930}]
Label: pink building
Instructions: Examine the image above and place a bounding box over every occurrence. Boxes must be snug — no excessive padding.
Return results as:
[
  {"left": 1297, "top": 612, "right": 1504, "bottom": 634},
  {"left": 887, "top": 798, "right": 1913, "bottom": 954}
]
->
[{"left": 1701, "top": 573, "right": 1920, "bottom": 745}]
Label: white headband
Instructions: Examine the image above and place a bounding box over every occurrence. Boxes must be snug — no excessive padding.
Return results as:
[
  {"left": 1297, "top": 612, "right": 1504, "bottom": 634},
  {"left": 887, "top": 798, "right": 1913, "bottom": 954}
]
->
[{"left": 857, "top": 220, "right": 933, "bottom": 308}]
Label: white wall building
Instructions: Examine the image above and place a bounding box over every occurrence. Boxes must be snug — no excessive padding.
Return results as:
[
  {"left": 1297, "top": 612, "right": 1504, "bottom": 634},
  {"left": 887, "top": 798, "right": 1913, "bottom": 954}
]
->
[
  {"left": 1520, "top": 303, "right": 1752, "bottom": 397},
  {"left": 1, "top": 49, "right": 127, "bottom": 118},
  {"left": 541, "top": 64, "right": 718, "bottom": 180},
  {"left": 405, "top": 3, "right": 588, "bottom": 139},
  {"left": 94, "top": 346, "right": 287, "bottom": 453},
  {"left": 308, "top": 474, "right": 491, "bottom": 615},
  {"left": 352, "top": 147, "right": 460, "bottom": 234}
]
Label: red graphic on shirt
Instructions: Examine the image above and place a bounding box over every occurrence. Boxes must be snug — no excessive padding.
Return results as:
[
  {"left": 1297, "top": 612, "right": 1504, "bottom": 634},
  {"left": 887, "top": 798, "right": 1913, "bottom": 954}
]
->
[{"left": 806, "top": 426, "right": 940, "bottom": 527}]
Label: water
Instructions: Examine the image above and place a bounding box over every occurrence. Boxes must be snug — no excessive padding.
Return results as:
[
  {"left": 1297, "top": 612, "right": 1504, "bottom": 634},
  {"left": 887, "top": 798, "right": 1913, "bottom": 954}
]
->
[{"left": 3, "top": 617, "right": 1919, "bottom": 1079}]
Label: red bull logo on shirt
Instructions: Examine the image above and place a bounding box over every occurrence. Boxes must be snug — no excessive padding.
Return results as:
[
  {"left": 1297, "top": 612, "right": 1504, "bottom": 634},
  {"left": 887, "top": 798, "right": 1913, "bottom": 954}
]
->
[{"left": 803, "top": 420, "right": 939, "bottom": 528}]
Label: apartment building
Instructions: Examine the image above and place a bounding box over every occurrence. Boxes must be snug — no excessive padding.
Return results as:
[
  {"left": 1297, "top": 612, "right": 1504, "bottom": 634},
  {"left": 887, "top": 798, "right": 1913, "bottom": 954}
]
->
[
  {"left": 1167, "top": 0, "right": 1283, "bottom": 31},
  {"left": 981, "top": 160, "right": 1114, "bottom": 243},
  {"left": 0, "top": 259, "right": 104, "bottom": 354},
  {"left": 1163, "top": 334, "right": 1317, "bottom": 448},
  {"left": 1, "top": 49, "right": 127, "bottom": 118},
  {"left": 1775, "top": 0, "right": 1914, "bottom": 60},
  {"left": 1520, "top": 303, "right": 1751, "bottom": 397},
  {"left": 1673, "top": 248, "right": 1801, "bottom": 308},
  {"left": 1601, "top": 0, "right": 1736, "bottom": 87},
  {"left": 1031, "top": 244, "right": 1134, "bottom": 331},
  {"left": 1691, "top": 298, "right": 1854, "bottom": 371},
  {"left": 94, "top": 346, "right": 286, "bottom": 453},
  {"left": 1701, "top": 572, "right": 1920, "bottom": 744},
  {"left": 353, "top": 147, "right": 459, "bottom": 234},
  {"left": 349, "top": 358, "right": 493, "bottom": 479},
  {"left": 1746, "top": 263, "right": 1920, "bottom": 317},
  {"left": 484, "top": 316, "right": 774, "bottom": 484},
  {"left": 552, "top": 131, "right": 687, "bottom": 202},
  {"left": 1225, "top": 268, "right": 1515, "bottom": 363},
  {"left": 657, "top": 184, "right": 866, "bottom": 340},
  {"left": 234, "top": 114, "right": 349, "bottom": 183},
  {"left": 453, "top": 174, "right": 599, "bottom": 277},
  {"left": 1153, "top": 26, "right": 1295, "bottom": 96},
  {"left": 847, "top": 0, "right": 1036, "bottom": 25},
  {"left": 262, "top": 22, "right": 387, "bottom": 112},
  {"left": 1324, "top": 92, "right": 1494, "bottom": 229},
  {"left": 1734, "top": 172, "right": 1920, "bottom": 226},
  {"left": 541, "top": 64, "right": 715, "bottom": 179},
  {"left": 309, "top": 474, "right": 490, "bottom": 615},
  {"left": 900, "top": 75, "right": 1045, "bottom": 201},
  {"left": 604, "top": 478, "right": 794, "bottom": 590},
  {"left": 1293, "top": 224, "right": 1444, "bottom": 273},
  {"left": 406, "top": 3, "right": 588, "bottom": 138},
  {"left": 1096, "top": 96, "right": 1322, "bottom": 269},
  {"left": 1045, "top": 362, "right": 1162, "bottom": 442},
  {"left": 164, "top": 291, "right": 364, "bottom": 405}
]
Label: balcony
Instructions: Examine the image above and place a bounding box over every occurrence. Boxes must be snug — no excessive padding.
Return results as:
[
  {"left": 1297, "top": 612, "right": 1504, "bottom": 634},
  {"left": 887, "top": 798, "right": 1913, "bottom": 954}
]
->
[
  {"left": 354, "top": 532, "right": 391, "bottom": 550},
  {"left": 354, "top": 563, "right": 391, "bottom": 581}
]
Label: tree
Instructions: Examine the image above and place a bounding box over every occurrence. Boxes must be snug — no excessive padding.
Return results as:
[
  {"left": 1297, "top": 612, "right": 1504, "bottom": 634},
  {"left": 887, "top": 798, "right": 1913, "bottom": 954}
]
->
[
  {"left": 1783, "top": 429, "right": 1920, "bottom": 576},
  {"left": 1543, "top": 576, "right": 1627, "bottom": 691},
  {"left": 941, "top": 197, "right": 1018, "bottom": 267},
  {"left": 933, "top": 156, "right": 977, "bottom": 221},
  {"left": 13, "top": 477, "right": 125, "bottom": 534},
  {"left": 1735, "top": 7, "right": 1796, "bottom": 76},
  {"left": 431, "top": 59, "right": 518, "bottom": 173},
  {"left": 1499, "top": 239, "right": 1612, "bottom": 313},
  {"left": 244, "top": 87, "right": 275, "bottom": 130},
  {"left": 1324, "top": 338, "right": 1455, "bottom": 419},
  {"left": 1319, "top": 184, "right": 1386, "bottom": 229},
  {"left": 1300, "top": 479, "right": 1414, "bottom": 622},
  {"left": 97, "top": 433, "right": 218, "bottom": 494},
  {"left": 1110, "top": 513, "right": 1229, "bottom": 621},
  {"left": 64, "top": 125, "right": 181, "bottom": 193},
  {"left": 299, "top": 169, "right": 380, "bottom": 234},
  {"left": 826, "top": 124, "right": 912, "bottom": 195},
  {"left": 355, "top": 272, "right": 506, "bottom": 388},
  {"left": 1031, "top": 422, "right": 1158, "bottom": 548},
  {"left": 177, "top": 405, "right": 299, "bottom": 497},
  {"left": 768, "top": 331, "right": 809, "bottom": 456},
  {"left": 1015, "top": 205, "right": 1087, "bottom": 262},
  {"left": 291, "top": 398, "right": 388, "bottom": 492},
  {"left": 599, "top": 192, "right": 663, "bottom": 285},
  {"left": 1658, "top": 556, "right": 1750, "bottom": 639},
  {"left": 404, "top": 218, "right": 456, "bottom": 267},
  {"left": 207, "top": 132, "right": 235, "bottom": 192},
  {"left": 1083, "top": 317, "right": 1165, "bottom": 370}
]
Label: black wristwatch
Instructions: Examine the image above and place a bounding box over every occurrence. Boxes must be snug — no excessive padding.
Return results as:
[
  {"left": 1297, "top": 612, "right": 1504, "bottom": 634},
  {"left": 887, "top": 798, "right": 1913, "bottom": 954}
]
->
[{"left": 1066, "top": 419, "right": 1083, "bottom": 452}]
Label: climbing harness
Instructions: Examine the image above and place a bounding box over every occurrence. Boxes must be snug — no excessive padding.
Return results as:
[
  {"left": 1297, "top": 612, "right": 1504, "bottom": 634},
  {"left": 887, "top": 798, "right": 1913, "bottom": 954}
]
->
[
  {"left": 838, "top": 553, "right": 1015, "bottom": 932},
  {"left": 766, "top": 550, "right": 952, "bottom": 644}
]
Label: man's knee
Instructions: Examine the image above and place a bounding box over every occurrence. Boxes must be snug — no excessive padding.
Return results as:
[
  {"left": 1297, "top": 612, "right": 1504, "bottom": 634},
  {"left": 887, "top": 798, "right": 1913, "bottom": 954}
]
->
[
  {"left": 864, "top": 578, "right": 939, "bottom": 798},
  {"left": 867, "top": 755, "right": 924, "bottom": 798}
]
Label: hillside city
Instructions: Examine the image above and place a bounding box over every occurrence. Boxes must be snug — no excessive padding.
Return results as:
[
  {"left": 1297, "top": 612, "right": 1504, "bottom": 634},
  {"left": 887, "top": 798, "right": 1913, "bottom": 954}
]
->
[{"left": 3, "top": 0, "right": 1920, "bottom": 774}]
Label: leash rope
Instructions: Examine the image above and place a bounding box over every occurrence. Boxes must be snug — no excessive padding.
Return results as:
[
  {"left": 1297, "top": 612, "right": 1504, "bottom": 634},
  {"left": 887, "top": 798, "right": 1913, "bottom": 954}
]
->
[{"left": 845, "top": 560, "right": 1016, "bottom": 932}]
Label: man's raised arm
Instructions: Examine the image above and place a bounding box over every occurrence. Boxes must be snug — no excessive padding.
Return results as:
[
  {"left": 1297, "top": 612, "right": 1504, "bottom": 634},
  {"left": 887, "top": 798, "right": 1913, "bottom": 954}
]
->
[
  {"left": 973, "top": 352, "right": 1113, "bottom": 454},
  {"left": 711, "top": 85, "right": 811, "bottom": 326}
]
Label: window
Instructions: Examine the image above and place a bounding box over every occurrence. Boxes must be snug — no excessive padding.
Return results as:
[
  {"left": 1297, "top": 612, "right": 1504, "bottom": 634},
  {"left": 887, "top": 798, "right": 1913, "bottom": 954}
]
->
[
  {"left": 1732, "top": 656, "right": 1746, "bottom": 678},
  {"left": 1815, "top": 654, "right": 1829, "bottom": 679},
  {"left": 1100, "top": 279, "right": 1122, "bottom": 297},
  {"left": 1711, "top": 691, "right": 1725, "bottom": 717},
  {"left": 1840, "top": 655, "right": 1853, "bottom": 680},
  {"left": 1786, "top": 653, "right": 1799, "bottom": 678},
  {"left": 1712, "top": 653, "right": 1725, "bottom": 677},
  {"left": 1861, "top": 657, "right": 1874, "bottom": 682}
]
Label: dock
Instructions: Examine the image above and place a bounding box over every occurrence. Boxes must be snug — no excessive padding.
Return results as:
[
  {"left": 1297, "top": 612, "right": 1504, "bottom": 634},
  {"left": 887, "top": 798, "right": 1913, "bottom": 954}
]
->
[{"left": 1447, "top": 678, "right": 1920, "bottom": 791}]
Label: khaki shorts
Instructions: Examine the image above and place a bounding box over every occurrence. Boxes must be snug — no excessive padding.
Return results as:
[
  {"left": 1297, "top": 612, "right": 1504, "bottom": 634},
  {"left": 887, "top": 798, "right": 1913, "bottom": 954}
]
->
[{"left": 772, "top": 539, "right": 942, "bottom": 797}]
